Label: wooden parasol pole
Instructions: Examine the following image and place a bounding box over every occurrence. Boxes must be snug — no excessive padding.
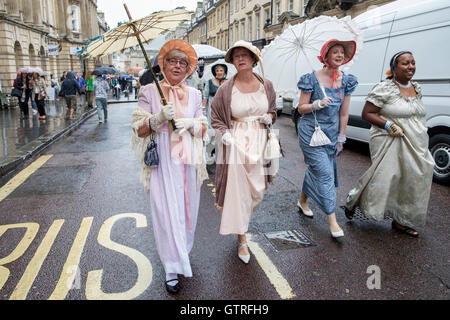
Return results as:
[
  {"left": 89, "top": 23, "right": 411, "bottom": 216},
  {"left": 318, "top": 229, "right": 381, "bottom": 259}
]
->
[{"left": 123, "top": 4, "right": 176, "bottom": 128}]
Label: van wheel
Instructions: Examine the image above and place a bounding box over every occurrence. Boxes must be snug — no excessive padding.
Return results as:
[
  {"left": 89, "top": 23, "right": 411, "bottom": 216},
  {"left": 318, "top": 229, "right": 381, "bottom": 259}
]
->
[{"left": 429, "top": 134, "right": 450, "bottom": 185}]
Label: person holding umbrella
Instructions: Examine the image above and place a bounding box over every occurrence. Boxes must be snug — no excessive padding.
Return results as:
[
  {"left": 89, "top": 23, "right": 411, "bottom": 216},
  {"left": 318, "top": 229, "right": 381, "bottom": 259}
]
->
[
  {"left": 31, "top": 71, "right": 47, "bottom": 120},
  {"left": 131, "top": 39, "right": 208, "bottom": 294},
  {"left": 210, "top": 40, "right": 278, "bottom": 264},
  {"left": 296, "top": 39, "right": 358, "bottom": 238},
  {"left": 202, "top": 62, "right": 228, "bottom": 127}
]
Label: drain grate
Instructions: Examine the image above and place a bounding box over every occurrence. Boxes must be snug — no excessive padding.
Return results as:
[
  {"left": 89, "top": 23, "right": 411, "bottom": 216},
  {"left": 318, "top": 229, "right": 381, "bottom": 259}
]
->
[
  {"left": 264, "top": 229, "right": 316, "bottom": 251},
  {"left": 340, "top": 206, "right": 391, "bottom": 221}
]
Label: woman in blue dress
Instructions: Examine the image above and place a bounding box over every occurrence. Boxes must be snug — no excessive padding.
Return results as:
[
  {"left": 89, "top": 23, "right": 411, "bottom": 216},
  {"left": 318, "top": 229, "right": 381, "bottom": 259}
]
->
[{"left": 296, "top": 39, "right": 358, "bottom": 238}]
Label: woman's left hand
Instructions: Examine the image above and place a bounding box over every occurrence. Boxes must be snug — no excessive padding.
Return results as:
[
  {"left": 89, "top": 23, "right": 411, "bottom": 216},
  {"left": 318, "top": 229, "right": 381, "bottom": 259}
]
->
[
  {"left": 258, "top": 113, "right": 272, "bottom": 125},
  {"left": 336, "top": 142, "right": 343, "bottom": 157}
]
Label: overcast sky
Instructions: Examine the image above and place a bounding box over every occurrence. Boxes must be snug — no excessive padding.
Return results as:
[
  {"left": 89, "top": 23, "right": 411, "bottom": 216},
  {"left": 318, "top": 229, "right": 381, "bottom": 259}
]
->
[{"left": 97, "top": 0, "right": 199, "bottom": 28}]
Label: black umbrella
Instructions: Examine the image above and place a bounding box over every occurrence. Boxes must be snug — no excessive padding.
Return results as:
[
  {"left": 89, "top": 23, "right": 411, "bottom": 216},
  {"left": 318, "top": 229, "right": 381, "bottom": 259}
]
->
[
  {"left": 92, "top": 66, "right": 118, "bottom": 76},
  {"left": 139, "top": 54, "right": 161, "bottom": 86}
]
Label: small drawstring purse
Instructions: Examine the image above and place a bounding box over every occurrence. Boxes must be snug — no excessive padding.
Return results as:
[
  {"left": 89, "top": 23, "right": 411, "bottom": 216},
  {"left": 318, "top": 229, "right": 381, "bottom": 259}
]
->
[{"left": 309, "top": 84, "right": 332, "bottom": 147}]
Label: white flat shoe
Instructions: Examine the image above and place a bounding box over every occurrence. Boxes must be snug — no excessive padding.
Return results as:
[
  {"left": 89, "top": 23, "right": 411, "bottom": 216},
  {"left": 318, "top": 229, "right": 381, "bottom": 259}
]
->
[
  {"left": 238, "top": 243, "right": 250, "bottom": 264},
  {"left": 331, "top": 229, "right": 344, "bottom": 238},
  {"left": 297, "top": 201, "right": 314, "bottom": 217}
]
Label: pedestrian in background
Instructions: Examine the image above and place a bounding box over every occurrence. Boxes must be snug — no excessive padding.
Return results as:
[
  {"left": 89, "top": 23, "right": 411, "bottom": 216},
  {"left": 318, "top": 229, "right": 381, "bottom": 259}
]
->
[
  {"left": 76, "top": 73, "right": 87, "bottom": 110},
  {"left": 202, "top": 63, "right": 228, "bottom": 127},
  {"left": 50, "top": 74, "right": 59, "bottom": 98},
  {"left": 131, "top": 39, "right": 207, "bottom": 294},
  {"left": 296, "top": 39, "right": 358, "bottom": 238},
  {"left": 93, "top": 74, "right": 110, "bottom": 123},
  {"left": 59, "top": 72, "right": 81, "bottom": 119},
  {"left": 345, "top": 51, "right": 434, "bottom": 237},
  {"left": 13, "top": 72, "right": 29, "bottom": 119},
  {"left": 60, "top": 71, "right": 67, "bottom": 83},
  {"left": 86, "top": 71, "right": 95, "bottom": 109},
  {"left": 31, "top": 72, "right": 47, "bottom": 120},
  {"left": 211, "top": 40, "right": 277, "bottom": 264}
]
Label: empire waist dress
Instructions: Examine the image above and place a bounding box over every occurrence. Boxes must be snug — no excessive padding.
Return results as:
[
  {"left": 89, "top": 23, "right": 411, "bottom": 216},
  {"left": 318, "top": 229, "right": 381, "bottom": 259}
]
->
[
  {"left": 220, "top": 83, "right": 269, "bottom": 235},
  {"left": 297, "top": 71, "right": 358, "bottom": 215}
]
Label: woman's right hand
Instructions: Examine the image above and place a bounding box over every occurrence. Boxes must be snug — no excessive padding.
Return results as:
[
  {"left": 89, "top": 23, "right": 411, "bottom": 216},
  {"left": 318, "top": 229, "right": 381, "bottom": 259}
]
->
[{"left": 157, "top": 102, "right": 175, "bottom": 122}]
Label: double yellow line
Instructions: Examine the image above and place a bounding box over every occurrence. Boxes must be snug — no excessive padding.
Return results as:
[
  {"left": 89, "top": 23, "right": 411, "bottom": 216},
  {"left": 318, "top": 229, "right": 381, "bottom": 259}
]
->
[
  {"left": 0, "top": 155, "right": 53, "bottom": 203},
  {"left": 206, "top": 179, "right": 296, "bottom": 299}
]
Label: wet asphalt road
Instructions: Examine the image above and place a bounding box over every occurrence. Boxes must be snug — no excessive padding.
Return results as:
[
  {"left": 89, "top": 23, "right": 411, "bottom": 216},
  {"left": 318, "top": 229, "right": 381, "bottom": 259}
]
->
[{"left": 0, "top": 102, "right": 448, "bottom": 301}]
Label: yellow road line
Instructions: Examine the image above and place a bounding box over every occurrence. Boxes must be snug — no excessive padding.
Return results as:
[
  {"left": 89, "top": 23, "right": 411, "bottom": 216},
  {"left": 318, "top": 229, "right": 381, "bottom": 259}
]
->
[
  {"left": 247, "top": 234, "right": 296, "bottom": 299},
  {"left": 0, "top": 155, "right": 53, "bottom": 202},
  {"left": 207, "top": 180, "right": 295, "bottom": 299}
]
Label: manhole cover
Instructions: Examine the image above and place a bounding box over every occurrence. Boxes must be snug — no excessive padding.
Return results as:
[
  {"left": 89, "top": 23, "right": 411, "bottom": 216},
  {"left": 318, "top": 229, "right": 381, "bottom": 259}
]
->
[{"left": 264, "top": 229, "right": 316, "bottom": 251}]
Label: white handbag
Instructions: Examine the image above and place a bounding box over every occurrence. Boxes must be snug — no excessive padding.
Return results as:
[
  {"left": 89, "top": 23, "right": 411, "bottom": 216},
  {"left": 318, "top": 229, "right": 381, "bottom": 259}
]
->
[
  {"left": 264, "top": 125, "right": 283, "bottom": 160},
  {"left": 309, "top": 84, "right": 332, "bottom": 147}
]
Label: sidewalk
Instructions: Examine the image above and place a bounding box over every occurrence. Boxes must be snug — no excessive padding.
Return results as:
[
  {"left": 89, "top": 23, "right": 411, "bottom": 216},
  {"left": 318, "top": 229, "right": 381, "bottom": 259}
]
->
[{"left": 0, "top": 95, "right": 137, "bottom": 179}]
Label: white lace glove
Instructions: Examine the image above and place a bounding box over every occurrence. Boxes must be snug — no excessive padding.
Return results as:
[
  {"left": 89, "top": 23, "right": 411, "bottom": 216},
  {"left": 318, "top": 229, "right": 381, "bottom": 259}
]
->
[
  {"left": 387, "top": 123, "right": 404, "bottom": 137},
  {"left": 157, "top": 102, "right": 175, "bottom": 122},
  {"left": 175, "top": 118, "right": 195, "bottom": 135},
  {"left": 221, "top": 132, "right": 234, "bottom": 146},
  {"left": 311, "top": 97, "right": 333, "bottom": 111},
  {"left": 258, "top": 113, "right": 272, "bottom": 125}
]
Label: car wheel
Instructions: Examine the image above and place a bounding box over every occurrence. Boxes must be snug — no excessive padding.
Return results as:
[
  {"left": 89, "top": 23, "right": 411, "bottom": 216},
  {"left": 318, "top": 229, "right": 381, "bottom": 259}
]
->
[{"left": 429, "top": 133, "right": 450, "bottom": 185}]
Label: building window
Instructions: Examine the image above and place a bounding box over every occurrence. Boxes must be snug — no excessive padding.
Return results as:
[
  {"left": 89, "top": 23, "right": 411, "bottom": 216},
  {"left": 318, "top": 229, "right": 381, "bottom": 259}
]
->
[
  {"left": 241, "top": 22, "right": 245, "bottom": 40},
  {"left": 42, "top": 0, "right": 48, "bottom": 22},
  {"left": 289, "top": 0, "right": 294, "bottom": 11},
  {"left": 48, "top": 0, "right": 55, "bottom": 25},
  {"left": 255, "top": 12, "right": 260, "bottom": 39},
  {"left": 71, "top": 5, "right": 80, "bottom": 33},
  {"left": 235, "top": 0, "right": 239, "bottom": 12},
  {"left": 241, "top": 0, "right": 245, "bottom": 9},
  {"left": 275, "top": 1, "right": 281, "bottom": 23},
  {"left": 248, "top": 16, "right": 252, "bottom": 41},
  {"left": 302, "top": 0, "right": 309, "bottom": 16},
  {"left": 265, "top": 9, "right": 270, "bottom": 26}
]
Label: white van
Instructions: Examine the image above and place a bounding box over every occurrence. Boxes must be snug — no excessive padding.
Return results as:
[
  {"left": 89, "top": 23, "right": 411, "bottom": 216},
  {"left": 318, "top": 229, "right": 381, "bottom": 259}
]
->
[{"left": 345, "top": 0, "right": 450, "bottom": 184}]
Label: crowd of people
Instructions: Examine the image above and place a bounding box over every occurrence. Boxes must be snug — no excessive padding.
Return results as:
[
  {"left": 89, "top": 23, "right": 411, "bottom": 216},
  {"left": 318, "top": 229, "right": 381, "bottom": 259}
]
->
[
  {"left": 11, "top": 68, "right": 142, "bottom": 123},
  {"left": 131, "top": 38, "right": 435, "bottom": 295}
]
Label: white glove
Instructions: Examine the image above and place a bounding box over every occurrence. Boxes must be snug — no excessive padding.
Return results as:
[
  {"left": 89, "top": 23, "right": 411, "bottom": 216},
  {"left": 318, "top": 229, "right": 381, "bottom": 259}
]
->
[
  {"left": 175, "top": 118, "right": 195, "bottom": 135},
  {"left": 311, "top": 97, "right": 333, "bottom": 111},
  {"left": 387, "top": 123, "right": 404, "bottom": 137},
  {"left": 157, "top": 102, "right": 175, "bottom": 122},
  {"left": 259, "top": 113, "right": 272, "bottom": 125},
  {"left": 221, "top": 132, "right": 234, "bottom": 146},
  {"left": 336, "top": 134, "right": 346, "bottom": 156}
]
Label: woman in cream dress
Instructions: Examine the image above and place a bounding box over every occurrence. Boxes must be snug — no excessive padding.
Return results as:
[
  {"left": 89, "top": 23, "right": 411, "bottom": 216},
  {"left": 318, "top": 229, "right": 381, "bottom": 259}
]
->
[
  {"left": 211, "top": 41, "right": 277, "bottom": 264},
  {"left": 345, "top": 51, "right": 434, "bottom": 237}
]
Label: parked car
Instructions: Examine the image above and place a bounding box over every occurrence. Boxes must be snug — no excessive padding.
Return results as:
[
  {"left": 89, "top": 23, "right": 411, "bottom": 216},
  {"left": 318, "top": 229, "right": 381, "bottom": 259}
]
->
[{"left": 292, "top": 0, "right": 450, "bottom": 184}]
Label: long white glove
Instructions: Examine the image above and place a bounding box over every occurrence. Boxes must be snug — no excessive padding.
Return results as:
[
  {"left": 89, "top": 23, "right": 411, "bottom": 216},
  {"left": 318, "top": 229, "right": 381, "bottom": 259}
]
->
[
  {"left": 221, "top": 132, "right": 234, "bottom": 146},
  {"left": 258, "top": 113, "right": 273, "bottom": 125},
  {"left": 311, "top": 97, "right": 333, "bottom": 111},
  {"left": 175, "top": 118, "right": 195, "bottom": 135},
  {"left": 157, "top": 102, "right": 175, "bottom": 122}
]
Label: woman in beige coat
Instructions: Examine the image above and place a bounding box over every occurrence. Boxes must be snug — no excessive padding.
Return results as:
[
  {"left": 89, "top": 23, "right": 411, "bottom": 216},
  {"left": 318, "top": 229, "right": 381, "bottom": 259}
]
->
[{"left": 211, "top": 41, "right": 277, "bottom": 264}]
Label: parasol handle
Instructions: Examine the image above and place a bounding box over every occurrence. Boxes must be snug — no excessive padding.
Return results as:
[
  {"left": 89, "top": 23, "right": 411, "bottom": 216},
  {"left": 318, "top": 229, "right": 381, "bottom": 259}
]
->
[{"left": 123, "top": 4, "right": 175, "bottom": 129}]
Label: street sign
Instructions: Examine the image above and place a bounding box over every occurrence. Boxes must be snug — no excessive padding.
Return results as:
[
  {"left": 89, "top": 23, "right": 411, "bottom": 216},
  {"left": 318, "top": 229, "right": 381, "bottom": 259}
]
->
[
  {"left": 70, "top": 46, "right": 83, "bottom": 55},
  {"left": 48, "top": 44, "right": 59, "bottom": 56}
]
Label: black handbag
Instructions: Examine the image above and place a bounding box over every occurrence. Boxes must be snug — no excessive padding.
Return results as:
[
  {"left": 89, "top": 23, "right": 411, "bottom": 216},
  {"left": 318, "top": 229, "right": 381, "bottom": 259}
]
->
[
  {"left": 144, "top": 134, "right": 159, "bottom": 167},
  {"left": 11, "top": 87, "right": 22, "bottom": 98}
]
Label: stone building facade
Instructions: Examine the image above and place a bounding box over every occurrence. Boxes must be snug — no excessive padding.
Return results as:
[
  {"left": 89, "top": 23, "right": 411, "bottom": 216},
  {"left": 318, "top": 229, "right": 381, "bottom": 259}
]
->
[
  {"left": 0, "top": 0, "right": 109, "bottom": 96},
  {"left": 185, "top": 0, "right": 395, "bottom": 51}
]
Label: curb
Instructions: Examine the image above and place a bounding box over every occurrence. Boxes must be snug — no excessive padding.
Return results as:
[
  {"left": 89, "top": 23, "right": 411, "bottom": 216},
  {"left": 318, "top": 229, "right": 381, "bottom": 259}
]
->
[{"left": 0, "top": 99, "right": 138, "bottom": 178}]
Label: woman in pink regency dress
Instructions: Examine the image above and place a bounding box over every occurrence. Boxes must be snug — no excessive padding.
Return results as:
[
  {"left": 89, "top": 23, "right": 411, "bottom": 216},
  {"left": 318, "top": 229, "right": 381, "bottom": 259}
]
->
[{"left": 131, "top": 40, "right": 208, "bottom": 294}]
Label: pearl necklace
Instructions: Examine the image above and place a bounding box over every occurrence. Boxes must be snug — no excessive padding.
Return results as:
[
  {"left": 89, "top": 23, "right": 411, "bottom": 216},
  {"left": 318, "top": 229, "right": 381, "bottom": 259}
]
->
[{"left": 395, "top": 79, "right": 412, "bottom": 89}]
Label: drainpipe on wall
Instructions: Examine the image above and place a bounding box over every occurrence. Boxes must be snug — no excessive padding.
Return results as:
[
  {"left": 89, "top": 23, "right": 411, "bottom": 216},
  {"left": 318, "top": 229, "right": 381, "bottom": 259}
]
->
[{"left": 227, "top": 0, "right": 230, "bottom": 49}]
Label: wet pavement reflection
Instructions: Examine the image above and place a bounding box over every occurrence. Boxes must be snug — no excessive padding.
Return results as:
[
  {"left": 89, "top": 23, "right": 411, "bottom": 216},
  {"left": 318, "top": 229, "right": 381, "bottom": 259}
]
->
[{"left": 0, "top": 100, "right": 90, "bottom": 160}]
